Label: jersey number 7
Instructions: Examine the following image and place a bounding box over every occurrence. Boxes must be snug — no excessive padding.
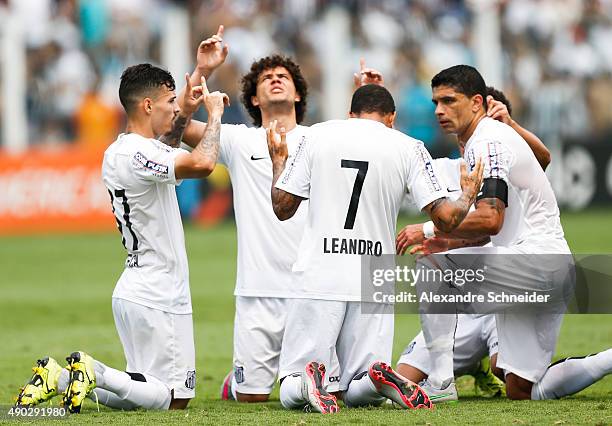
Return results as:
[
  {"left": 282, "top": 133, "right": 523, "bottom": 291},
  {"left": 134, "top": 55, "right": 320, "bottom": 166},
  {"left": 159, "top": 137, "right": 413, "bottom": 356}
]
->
[{"left": 341, "top": 159, "right": 369, "bottom": 230}]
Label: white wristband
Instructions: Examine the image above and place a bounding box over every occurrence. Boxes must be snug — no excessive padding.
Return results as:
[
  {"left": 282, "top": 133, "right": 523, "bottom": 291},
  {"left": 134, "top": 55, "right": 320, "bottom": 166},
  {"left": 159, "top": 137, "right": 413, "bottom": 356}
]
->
[{"left": 423, "top": 221, "right": 435, "bottom": 239}]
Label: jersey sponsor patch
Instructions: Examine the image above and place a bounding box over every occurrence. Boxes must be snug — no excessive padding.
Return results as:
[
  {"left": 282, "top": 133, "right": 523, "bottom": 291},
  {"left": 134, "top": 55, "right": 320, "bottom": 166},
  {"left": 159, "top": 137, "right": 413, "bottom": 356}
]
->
[
  {"left": 415, "top": 143, "right": 442, "bottom": 193},
  {"left": 486, "top": 141, "right": 502, "bottom": 179},
  {"left": 132, "top": 152, "right": 169, "bottom": 175},
  {"left": 185, "top": 370, "right": 196, "bottom": 390}
]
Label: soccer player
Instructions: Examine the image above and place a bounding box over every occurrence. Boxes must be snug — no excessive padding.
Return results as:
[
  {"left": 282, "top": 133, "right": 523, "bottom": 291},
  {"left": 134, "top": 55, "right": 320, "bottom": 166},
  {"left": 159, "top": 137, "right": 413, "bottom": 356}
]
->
[
  {"left": 395, "top": 86, "right": 549, "bottom": 397},
  {"left": 178, "top": 29, "right": 383, "bottom": 403},
  {"left": 407, "top": 64, "right": 612, "bottom": 401},
  {"left": 266, "top": 84, "right": 484, "bottom": 413},
  {"left": 14, "top": 64, "right": 229, "bottom": 412}
]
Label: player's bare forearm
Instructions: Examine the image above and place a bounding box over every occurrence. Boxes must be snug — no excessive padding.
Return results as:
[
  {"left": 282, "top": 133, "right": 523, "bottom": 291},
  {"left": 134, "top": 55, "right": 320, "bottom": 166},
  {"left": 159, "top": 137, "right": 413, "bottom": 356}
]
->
[
  {"left": 444, "top": 235, "right": 491, "bottom": 250},
  {"left": 181, "top": 119, "right": 207, "bottom": 149},
  {"left": 159, "top": 112, "right": 191, "bottom": 148},
  {"left": 270, "top": 159, "right": 302, "bottom": 220},
  {"left": 193, "top": 113, "right": 221, "bottom": 167},
  {"left": 434, "top": 198, "right": 505, "bottom": 239},
  {"left": 510, "top": 120, "right": 550, "bottom": 170},
  {"left": 426, "top": 192, "right": 474, "bottom": 233}
]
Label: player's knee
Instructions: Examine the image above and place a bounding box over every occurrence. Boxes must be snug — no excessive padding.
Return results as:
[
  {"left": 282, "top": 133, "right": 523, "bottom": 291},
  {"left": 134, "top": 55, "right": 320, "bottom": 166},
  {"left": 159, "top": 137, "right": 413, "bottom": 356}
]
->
[
  {"left": 168, "top": 398, "right": 191, "bottom": 410},
  {"left": 235, "top": 392, "right": 270, "bottom": 403}
]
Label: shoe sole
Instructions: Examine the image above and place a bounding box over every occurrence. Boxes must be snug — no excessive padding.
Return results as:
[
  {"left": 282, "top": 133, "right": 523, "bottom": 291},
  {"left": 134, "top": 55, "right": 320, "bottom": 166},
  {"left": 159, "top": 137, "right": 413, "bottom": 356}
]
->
[
  {"left": 63, "top": 352, "right": 93, "bottom": 414},
  {"left": 369, "top": 362, "right": 432, "bottom": 409},
  {"left": 304, "top": 362, "right": 338, "bottom": 414}
]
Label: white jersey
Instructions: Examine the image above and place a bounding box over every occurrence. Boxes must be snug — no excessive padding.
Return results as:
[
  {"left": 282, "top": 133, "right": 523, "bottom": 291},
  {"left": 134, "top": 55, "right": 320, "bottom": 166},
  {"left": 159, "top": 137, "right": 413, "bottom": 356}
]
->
[
  {"left": 464, "top": 117, "right": 567, "bottom": 250},
  {"left": 276, "top": 118, "right": 449, "bottom": 301},
  {"left": 102, "top": 133, "right": 192, "bottom": 314},
  {"left": 219, "top": 124, "right": 309, "bottom": 298}
]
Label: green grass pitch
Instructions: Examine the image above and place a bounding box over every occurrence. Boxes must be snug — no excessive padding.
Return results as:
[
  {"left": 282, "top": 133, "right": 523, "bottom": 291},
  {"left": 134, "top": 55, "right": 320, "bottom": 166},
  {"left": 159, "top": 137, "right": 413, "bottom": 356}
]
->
[{"left": 0, "top": 209, "right": 611, "bottom": 424}]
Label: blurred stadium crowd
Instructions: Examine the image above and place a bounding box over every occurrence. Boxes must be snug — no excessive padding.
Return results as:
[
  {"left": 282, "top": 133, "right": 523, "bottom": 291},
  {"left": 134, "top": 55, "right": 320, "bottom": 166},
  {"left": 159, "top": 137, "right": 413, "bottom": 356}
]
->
[
  {"left": 0, "top": 0, "right": 612, "bottom": 154},
  {"left": 1, "top": 0, "right": 611, "bottom": 154}
]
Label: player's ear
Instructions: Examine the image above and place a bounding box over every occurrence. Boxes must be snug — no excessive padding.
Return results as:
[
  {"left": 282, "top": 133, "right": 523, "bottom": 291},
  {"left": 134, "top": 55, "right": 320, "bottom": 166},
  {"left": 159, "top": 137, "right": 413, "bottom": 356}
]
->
[
  {"left": 349, "top": 111, "right": 357, "bottom": 118},
  {"left": 385, "top": 111, "right": 397, "bottom": 129},
  {"left": 251, "top": 96, "right": 260, "bottom": 107},
  {"left": 294, "top": 94, "right": 301, "bottom": 103},
  {"left": 472, "top": 94, "right": 484, "bottom": 113},
  {"left": 143, "top": 98, "right": 153, "bottom": 115}
]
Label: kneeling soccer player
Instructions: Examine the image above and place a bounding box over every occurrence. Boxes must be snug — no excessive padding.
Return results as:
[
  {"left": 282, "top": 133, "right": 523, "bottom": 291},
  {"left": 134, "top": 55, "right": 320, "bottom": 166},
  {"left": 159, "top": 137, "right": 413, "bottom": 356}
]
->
[
  {"left": 15, "top": 63, "right": 228, "bottom": 412},
  {"left": 266, "top": 84, "right": 484, "bottom": 413}
]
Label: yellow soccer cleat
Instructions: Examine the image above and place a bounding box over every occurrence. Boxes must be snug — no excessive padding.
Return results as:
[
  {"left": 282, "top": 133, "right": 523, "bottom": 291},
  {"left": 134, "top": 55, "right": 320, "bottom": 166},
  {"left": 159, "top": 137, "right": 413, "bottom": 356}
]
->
[
  {"left": 15, "top": 357, "right": 64, "bottom": 407},
  {"left": 62, "top": 351, "right": 96, "bottom": 413},
  {"left": 473, "top": 357, "right": 506, "bottom": 398}
]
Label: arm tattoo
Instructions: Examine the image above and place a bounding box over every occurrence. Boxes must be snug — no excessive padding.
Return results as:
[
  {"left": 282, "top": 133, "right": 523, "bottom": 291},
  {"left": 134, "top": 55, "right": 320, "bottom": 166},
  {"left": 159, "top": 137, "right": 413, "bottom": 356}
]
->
[
  {"left": 159, "top": 114, "right": 190, "bottom": 148},
  {"left": 431, "top": 191, "right": 473, "bottom": 233},
  {"left": 270, "top": 157, "right": 302, "bottom": 220},
  {"left": 194, "top": 115, "right": 221, "bottom": 164},
  {"left": 477, "top": 197, "right": 505, "bottom": 213}
]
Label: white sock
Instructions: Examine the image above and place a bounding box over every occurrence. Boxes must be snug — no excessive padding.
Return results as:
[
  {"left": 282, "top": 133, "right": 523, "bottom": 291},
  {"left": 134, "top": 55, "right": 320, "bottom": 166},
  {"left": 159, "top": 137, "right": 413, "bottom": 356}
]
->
[
  {"left": 230, "top": 375, "right": 238, "bottom": 400},
  {"left": 89, "top": 388, "right": 137, "bottom": 410},
  {"left": 57, "top": 369, "right": 69, "bottom": 394},
  {"left": 420, "top": 313, "right": 457, "bottom": 388},
  {"left": 279, "top": 373, "right": 306, "bottom": 409},
  {"left": 94, "top": 360, "right": 171, "bottom": 409},
  {"left": 531, "top": 349, "right": 612, "bottom": 400},
  {"left": 343, "top": 371, "right": 385, "bottom": 407}
]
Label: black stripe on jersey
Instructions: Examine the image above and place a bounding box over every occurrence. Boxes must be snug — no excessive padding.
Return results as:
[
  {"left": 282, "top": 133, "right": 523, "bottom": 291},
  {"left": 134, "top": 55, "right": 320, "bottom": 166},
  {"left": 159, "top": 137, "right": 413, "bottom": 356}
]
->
[
  {"left": 112, "top": 189, "right": 139, "bottom": 251},
  {"left": 107, "top": 189, "right": 126, "bottom": 249}
]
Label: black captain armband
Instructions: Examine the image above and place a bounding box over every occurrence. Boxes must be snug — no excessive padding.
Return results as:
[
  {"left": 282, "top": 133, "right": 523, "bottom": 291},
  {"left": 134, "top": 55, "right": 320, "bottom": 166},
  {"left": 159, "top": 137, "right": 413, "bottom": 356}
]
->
[{"left": 476, "top": 178, "right": 508, "bottom": 207}]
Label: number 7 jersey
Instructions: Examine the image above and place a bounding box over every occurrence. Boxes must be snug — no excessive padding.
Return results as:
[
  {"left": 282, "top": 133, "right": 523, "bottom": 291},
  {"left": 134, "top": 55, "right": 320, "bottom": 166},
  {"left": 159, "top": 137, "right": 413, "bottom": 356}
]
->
[
  {"left": 275, "top": 118, "right": 449, "bottom": 301},
  {"left": 102, "top": 133, "right": 192, "bottom": 314}
]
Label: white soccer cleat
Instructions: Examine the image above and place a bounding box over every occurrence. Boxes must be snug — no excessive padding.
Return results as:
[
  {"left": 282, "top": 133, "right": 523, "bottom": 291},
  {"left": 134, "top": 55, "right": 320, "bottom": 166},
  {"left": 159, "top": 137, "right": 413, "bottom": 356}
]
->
[
  {"left": 301, "top": 362, "right": 339, "bottom": 414},
  {"left": 418, "top": 377, "right": 458, "bottom": 403}
]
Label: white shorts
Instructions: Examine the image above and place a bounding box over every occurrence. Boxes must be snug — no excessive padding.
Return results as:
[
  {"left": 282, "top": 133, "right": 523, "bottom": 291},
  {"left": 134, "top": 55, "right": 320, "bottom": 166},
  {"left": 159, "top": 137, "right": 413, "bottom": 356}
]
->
[
  {"left": 233, "top": 296, "right": 340, "bottom": 394},
  {"left": 398, "top": 314, "right": 498, "bottom": 377},
  {"left": 417, "top": 243, "right": 573, "bottom": 383},
  {"left": 232, "top": 296, "right": 288, "bottom": 394},
  {"left": 279, "top": 299, "right": 393, "bottom": 392},
  {"left": 112, "top": 298, "right": 196, "bottom": 399}
]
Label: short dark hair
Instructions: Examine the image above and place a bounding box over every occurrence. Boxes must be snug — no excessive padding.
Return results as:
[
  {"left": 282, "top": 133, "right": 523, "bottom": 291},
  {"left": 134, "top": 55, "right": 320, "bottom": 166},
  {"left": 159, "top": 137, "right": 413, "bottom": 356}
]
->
[
  {"left": 240, "top": 55, "right": 308, "bottom": 127},
  {"left": 486, "top": 86, "right": 512, "bottom": 116},
  {"left": 431, "top": 65, "right": 487, "bottom": 109},
  {"left": 119, "top": 63, "right": 175, "bottom": 114},
  {"left": 350, "top": 84, "right": 396, "bottom": 115}
]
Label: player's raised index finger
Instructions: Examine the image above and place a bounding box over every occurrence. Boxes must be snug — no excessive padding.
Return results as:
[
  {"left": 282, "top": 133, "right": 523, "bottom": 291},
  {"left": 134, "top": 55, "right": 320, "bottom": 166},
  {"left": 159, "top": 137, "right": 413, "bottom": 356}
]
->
[
  {"left": 359, "top": 57, "right": 366, "bottom": 72},
  {"left": 200, "top": 76, "right": 209, "bottom": 94},
  {"left": 185, "top": 73, "right": 192, "bottom": 90},
  {"left": 216, "top": 25, "right": 224, "bottom": 38}
]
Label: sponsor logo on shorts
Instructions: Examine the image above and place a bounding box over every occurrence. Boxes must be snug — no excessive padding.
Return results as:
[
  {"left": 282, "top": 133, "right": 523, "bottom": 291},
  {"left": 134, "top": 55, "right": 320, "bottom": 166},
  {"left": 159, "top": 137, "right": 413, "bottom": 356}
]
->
[
  {"left": 234, "top": 366, "right": 245, "bottom": 384},
  {"left": 185, "top": 370, "right": 196, "bottom": 390}
]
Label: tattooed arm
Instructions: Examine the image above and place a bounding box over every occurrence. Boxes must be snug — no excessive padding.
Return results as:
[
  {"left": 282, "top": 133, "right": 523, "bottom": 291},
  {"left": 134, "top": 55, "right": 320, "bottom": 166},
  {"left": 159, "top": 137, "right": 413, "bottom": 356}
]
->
[
  {"left": 432, "top": 197, "right": 506, "bottom": 240},
  {"left": 267, "top": 121, "right": 305, "bottom": 220},
  {"left": 421, "top": 159, "right": 485, "bottom": 234},
  {"left": 159, "top": 112, "right": 191, "bottom": 148}
]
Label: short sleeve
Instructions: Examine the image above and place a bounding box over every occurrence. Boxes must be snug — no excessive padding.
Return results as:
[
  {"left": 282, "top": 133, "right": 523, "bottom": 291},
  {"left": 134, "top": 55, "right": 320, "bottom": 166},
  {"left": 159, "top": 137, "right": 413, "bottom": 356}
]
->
[
  {"left": 275, "top": 135, "right": 311, "bottom": 198},
  {"left": 130, "top": 141, "right": 187, "bottom": 186},
  {"left": 218, "top": 123, "right": 245, "bottom": 167},
  {"left": 465, "top": 139, "right": 510, "bottom": 182},
  {"left": 407, "top": 142, "right": 449, "bottom": 210}
]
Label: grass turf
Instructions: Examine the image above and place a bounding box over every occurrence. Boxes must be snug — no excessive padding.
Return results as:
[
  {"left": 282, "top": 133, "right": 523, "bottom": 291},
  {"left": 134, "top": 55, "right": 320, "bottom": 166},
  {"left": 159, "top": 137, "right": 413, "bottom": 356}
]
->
[{"left": 0, "top": 209, "right": 611, "bottom": 424}]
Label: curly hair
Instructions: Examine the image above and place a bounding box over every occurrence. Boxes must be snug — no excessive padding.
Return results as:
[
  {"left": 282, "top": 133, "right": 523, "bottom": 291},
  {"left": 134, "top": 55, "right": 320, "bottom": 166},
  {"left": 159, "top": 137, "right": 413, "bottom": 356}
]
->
[{"left": 240, "top": 55, "right": 308, "bottom": 127}]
